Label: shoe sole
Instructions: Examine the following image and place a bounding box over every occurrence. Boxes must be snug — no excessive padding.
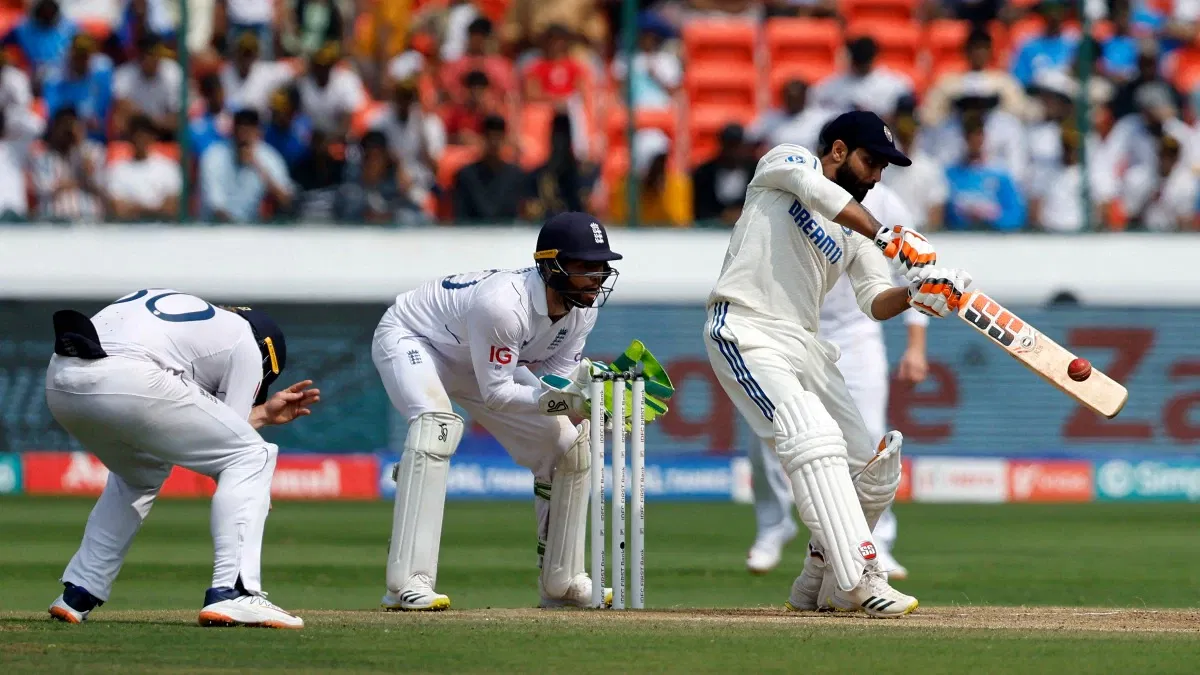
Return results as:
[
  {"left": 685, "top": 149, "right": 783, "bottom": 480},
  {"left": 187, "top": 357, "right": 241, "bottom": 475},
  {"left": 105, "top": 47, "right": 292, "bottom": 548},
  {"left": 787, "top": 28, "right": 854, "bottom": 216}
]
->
[
  {"left": 381, "top": 597, "right": 451, "bottom": 612},
  {"left": 198, "top": 611, "right": 304, "bottom": 629},
  {"left": 49, "top": 606, "right": 82, "bottom": 624}
]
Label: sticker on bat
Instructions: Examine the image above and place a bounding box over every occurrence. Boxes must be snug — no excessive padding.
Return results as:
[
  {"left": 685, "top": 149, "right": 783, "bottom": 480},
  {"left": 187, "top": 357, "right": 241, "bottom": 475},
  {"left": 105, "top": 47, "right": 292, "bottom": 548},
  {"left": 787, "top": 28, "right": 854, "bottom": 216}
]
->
[{"left": 962, "top": 293, "right": 1039, "bottom": 353}]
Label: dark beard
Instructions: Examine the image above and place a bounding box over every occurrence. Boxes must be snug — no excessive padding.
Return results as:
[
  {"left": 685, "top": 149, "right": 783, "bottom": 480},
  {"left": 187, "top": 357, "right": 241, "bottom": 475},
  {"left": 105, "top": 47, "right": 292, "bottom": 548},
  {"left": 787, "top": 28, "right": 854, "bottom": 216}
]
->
[{"left": 834, "top": 161, "right": 872, "bottom": 203}]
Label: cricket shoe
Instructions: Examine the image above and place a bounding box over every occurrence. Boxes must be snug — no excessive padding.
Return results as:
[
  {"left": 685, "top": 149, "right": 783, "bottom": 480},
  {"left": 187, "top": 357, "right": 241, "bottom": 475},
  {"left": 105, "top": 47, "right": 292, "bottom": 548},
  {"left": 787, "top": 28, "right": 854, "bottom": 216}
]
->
[
  {"left": 381, "top": 574, "right": 450, "bottom": 611},
  {"left": 538, "top": 573, "right": 613, "bottom": 608},
  {"left": 820, "top": 562, "right": 918, "bottom": 619},
  {"left": 48, "top": 583, "right": 103, "bottom": 624},
  {"left": 783, "top": 546, "right": 826, "bottom": 612},
  {"left": 199, "top": 587, "right": 304, "bottom": 629},
  {"left": 746, "top": 520, "right": 800, "bottom": 575},
  {"left": 875, "top": 545, "right": 908, "bottom": 581}
]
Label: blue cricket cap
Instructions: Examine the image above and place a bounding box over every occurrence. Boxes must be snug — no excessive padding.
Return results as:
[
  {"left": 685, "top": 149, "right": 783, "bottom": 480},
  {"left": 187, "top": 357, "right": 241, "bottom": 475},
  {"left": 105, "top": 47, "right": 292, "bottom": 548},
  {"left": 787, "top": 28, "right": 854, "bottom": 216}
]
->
[
  {"left": 819, "top": 110, "right": 912, "bottom": 167},
  {"left": 535, "top": 212, "right": 622, "bottom": 263}
]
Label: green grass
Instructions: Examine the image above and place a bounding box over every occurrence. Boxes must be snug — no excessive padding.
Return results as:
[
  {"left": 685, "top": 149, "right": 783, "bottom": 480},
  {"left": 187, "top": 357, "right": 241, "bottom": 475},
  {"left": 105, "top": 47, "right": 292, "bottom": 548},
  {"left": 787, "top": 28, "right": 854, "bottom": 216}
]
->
[{"left": 3, "top": 497, "right": 1200, "bottom": 673}]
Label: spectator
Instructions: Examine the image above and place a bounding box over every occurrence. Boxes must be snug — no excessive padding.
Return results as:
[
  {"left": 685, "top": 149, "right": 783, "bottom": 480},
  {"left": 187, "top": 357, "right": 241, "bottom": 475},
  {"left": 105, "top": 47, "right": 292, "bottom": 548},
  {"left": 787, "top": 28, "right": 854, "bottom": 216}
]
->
[
  {"left": 291, "top": 129, "right": 345, "bottom": 221},
  {"left": 112, "top": 0, "right": 175, "bottom": 63},
  {"left": 1122, "top": 134, "right": 1197, "bottom": 231},
  {"left": 764, "top": 0, "right": 838, "bottom": 19},
  {"left": 0, "top": 108, "right": 36, "bottom": 221},
  {"left": 1, "top": 0, "right": 76, "bottom": 85},
  {"left": 609, "top": 128, "right": 692, "bottom": 227},
  {"left": 693, "top": 123, "right": 754, "bottom": 226},
  {"left": 220, "top": 32, "right": 296, "bottom": 116},
  {"left": 264, "top": 86, "right": 312, "bottom": 167},
  {"left": 0, "top": 49, "right": 31, "bottom": 115},
  {"left": 1010, "top": 0, "right": 1079, "bottom": 87},
  {"left": 436, "top": 0, "right": 481, "bottom": 62},
  {"left": 1026, "top": 70, "right": 1078, "bottom": 196},
  {"left": 199, "top": 108, "right": 293, "bottom": 222},
  {"left": 443, "top": 70, "right": 501, "bottom": 145},
  {"left": 1106, "top": 82, "right": 1193, "bottom": 176},
  {"left": 525, "top": 111, "right": 595, "bottom": 221},
  {"left": 280, "top": 0, "right": 344, "bottom": 59},
  {"left": 882, "top": 101, "right": 948, "bottom": 229},
  {"left": 385, "top": 29, "right": 436, "bottom": 87},
  {"left": 452, "top": 114, "right": 525, "bottom": 222},
  {"left": 1033, "top": 124, "right": 1117, "bottom": 231},
  {"left": 356, "top": 0, "right": 419, "bottom": 86},
  {"left": 371, "top": 77, "right": 446, "bottom": 204},
  {"left": 500, "top": 0, "right": 608, "bottom": 56},
  {"left": 922, "top": 27, "right": 1029, "bottom": 127},
  {"left": 29, "top": 106, "right": 106, "bottom": 222},
  {"left": 1073, "top": 35, "right": 1117, "bottom": 108},
  {"left": 610, "top": 13, "right": 680, "bottom": 112},
  {"left": 931, "top": 0, "right": 1005, "bottom": 24},
  {"left": 944, "top": 114, "right": 1026, "bottom": 231},
  {"left": 749, "top": 79, "right": 833, "bottom": 150},
  {"left": 218, "top": 0, "right": 275, "bottom": 59},
  {"left": 523, "top": 24, "right": 587, "bottom": 103},
  {"left": 106, "top": 114, "right": 181, "bottom": 221},
  {"left": 921, "top": 81, "right": 1030, "bottom": 186},
  {"left": 298, "top": 41, "right": 365, "bottom": 136},
  {"left": 1100, "top": 0, "right": 1139, "bottom": 82},
  {"left": 42, "top": 34, "right": 112, "bottom": 142},
  {"left": 189, "top": 74, "right": 231, "bottom": 159},
  {"left": 112, "top": 35, "right": 182, "bottom": 140},
  {"left": 1110, "top": 39, "right": 1184, "bottom": 120},
  {"left": 811, "top": 36, "right": 913, "bottom": 118},
  {"left": 438, "top": 17, "right": 516, "bottom": 104},
  {"left": 338, "top": 130, "right": 428, "bottom": 226}
]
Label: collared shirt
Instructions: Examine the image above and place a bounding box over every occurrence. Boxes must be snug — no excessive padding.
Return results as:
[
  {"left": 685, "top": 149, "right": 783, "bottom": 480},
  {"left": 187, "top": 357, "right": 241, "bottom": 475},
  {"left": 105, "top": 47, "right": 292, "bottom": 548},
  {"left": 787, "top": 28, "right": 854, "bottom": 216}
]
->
[
  {"left": 380, "top": 267, "right": 597, "bottom": 413},
  {"left": 113, "top": 59, "right": 182, "bottom": 118},
  {"left": 199, "top": 140, "right": 292, "bottom": 222},
  {"left": 29, "top": 141, "right": 106, "bottom": 221}
]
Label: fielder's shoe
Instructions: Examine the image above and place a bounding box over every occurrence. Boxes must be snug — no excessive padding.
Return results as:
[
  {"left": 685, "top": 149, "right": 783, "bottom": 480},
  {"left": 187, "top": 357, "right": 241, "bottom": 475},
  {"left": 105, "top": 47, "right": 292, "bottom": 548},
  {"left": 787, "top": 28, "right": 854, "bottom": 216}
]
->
[
  {"left": 875, "top": 544, "right": 908, "bottom": 581},
  {"left": 783, "top": 547, "right": 825, "bottom": 612},
  {"left": 820, "top": 562, "right": 918, "bottom": 619},
  {"left": 48, "top": 583, "right": 103, "bottom": 624},
  {"left": 746, "top": 520, "right": 800, "bottom": 575},
  {"left": 538, "top": 573, "right": 613, "bottom": 608},
  {"left": 381, "top": 573, "right": 450, "bottom": 611},
  {"left": 199, "top": 587, "right": 304, "bottom": 629}
]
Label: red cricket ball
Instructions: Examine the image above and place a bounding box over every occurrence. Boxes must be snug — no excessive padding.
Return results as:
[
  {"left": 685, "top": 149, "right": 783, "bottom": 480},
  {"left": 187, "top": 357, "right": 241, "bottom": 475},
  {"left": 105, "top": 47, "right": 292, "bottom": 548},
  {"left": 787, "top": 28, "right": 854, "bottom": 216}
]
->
[{"left": 1068, "top": 357, "right": 1092, "bottom": 382}]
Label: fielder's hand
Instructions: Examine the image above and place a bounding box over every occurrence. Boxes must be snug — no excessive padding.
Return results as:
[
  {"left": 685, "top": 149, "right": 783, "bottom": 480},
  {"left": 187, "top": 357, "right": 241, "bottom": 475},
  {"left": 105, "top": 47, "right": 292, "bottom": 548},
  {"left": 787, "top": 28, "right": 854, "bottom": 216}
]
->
[
  {"left": 907, "top": 267, "right": 973, "bottom": 318},
  {"left": 874, "top": 225, "right": 936, "bottom": 280},
  {"left": 252, "top": 380, "right": 321, "bottom": 428}
]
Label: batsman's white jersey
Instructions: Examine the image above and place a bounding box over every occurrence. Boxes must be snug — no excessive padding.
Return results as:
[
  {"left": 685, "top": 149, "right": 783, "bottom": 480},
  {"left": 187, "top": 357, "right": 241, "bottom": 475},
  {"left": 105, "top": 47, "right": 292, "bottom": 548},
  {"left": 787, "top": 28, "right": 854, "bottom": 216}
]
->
[{"left": 45, "top": 290, "right": 279, "bottom": 600}]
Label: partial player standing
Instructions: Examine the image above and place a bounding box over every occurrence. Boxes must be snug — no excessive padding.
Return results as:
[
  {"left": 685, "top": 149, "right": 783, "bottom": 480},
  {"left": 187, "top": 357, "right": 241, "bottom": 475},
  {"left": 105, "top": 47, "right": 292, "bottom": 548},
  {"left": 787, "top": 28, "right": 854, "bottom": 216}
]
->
[
  {"left": 45, "top": 290, "right": 319, "bottom": 629},
  {"left": 745, "top": 181, "right": 929, "bottom": 579},
  {"left": 375, "top": 212, "right": 647, "bottom": 611},
  {"left": 703, "top": 111, "right": 972, "bottom": 618}
]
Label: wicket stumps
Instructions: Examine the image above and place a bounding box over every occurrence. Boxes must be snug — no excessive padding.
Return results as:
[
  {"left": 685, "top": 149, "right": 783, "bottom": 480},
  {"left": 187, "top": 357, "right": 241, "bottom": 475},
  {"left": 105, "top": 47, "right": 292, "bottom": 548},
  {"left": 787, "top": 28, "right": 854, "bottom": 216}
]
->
[{"left": 588, "top": 369, "right": 646, "bottom": 610}]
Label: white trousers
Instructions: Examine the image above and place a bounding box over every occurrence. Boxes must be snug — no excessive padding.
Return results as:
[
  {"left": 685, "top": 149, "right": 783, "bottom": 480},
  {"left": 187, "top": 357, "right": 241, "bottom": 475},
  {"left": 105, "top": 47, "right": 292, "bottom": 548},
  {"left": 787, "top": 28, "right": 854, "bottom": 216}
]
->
[{"left": 45, "top": 355, "right": 278, "bottom": 601}]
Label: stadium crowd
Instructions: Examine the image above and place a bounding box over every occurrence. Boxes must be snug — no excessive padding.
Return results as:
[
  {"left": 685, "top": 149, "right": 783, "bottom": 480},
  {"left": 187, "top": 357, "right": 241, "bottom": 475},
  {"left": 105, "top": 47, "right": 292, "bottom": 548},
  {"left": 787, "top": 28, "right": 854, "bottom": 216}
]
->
[{"left": 0, "top": 0, "right": 1197, "bottom": 230}]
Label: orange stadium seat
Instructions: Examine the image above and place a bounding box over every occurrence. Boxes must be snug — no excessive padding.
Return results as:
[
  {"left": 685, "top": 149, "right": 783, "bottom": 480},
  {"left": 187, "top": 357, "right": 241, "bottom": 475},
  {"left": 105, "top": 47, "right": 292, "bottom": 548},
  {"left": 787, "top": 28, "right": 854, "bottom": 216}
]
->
[
  {"left": 1170, "top": 47, "right": 1200, "bottom": 92},
  {"left": 847, "top": 21, "right": 921, "bottom": 75},
  {"left": 689, "top": 105, "right": 755, "bottom": 166},
  {"left": 605, "top": 106, "right": 678, "bottom": 148},
  {"left": 683, "top": 19, "right": 757, "bottom": 66},
  {"left": 927, "top": 19, "right": 969, "bottom": 65},
  {"left": 78, "top": 17, "right": 112, "bottom": 41},
  {"left": 1008, "top": 16, "right": 1046, "bottom": 52},
  {"left": 438, "top": 145, "right": 480, "bottom": 189},
  {"left": 0, "top": 7, "right": 21, "bottom": 37},
  {"left": 841, "top": 0, "right": 918, "bottom": 23},
  {"left": 105, "top": 142, "right": 181, "bottom": 164},
  {"left": 476, "top": 0, "right": 510, "bottom": 23},
  {"left": 766, "top": 18, "right": 841, "bottom": 73},
  {"left": 686, "top": 65, "right": 757, "bottom": 108}
]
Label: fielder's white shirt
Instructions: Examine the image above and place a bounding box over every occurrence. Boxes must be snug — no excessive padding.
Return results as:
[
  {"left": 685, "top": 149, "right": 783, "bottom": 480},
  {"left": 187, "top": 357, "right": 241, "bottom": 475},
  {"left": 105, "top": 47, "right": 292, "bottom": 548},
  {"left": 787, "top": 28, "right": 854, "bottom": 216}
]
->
[
  {"left": 707, "top": 143, "right": 894, "bottom": 337},
  {"left": 89, "top": 289, "right": 264, "bottom": 419},
  {"left": 382, "top": 268, "right": 596, "bottom": 413}
]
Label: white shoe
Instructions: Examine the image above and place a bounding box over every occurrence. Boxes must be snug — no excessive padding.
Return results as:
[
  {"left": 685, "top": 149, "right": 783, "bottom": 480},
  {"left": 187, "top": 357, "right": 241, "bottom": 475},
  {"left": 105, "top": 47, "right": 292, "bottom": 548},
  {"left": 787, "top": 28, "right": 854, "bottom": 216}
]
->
[
  {"left": 784, "top": 547, "right": 825, "bottom": 611},
  {"left": 821, "top": 562, "right": 918, "bottom": 619},
  {"left": 381, "top": 573, "right": 450, "bottom": 611},
  {"left": 48, "top": 595, "right": 89, "bottom": 624},
  {"left": 199, "top": 594, "right": 304, "bottom": 629},
  {"left": 746, "top": 520, "right": 800, "bottom": 575},
  {"left": 539, "top": 573, "right": 613, "bottom": 608},
  {"left": 875, "top": 544, "right": 908, "bottom": 581}
]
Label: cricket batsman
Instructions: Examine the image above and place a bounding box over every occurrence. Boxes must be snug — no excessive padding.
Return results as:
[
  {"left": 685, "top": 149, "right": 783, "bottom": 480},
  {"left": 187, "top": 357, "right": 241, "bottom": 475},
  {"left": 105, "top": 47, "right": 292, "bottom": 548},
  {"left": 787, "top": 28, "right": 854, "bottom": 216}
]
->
[
  {"left": 703, "top": 111, "right": 972, "bottom": 618},
  {"left": 373, "top": 212, "right": 668, "bottom": 611},
  {"left": 746, "top": 180, "right": 929, "bottom": 579},
  {"left": 44, "top": 291, "right": 319, "bottom": 629}
]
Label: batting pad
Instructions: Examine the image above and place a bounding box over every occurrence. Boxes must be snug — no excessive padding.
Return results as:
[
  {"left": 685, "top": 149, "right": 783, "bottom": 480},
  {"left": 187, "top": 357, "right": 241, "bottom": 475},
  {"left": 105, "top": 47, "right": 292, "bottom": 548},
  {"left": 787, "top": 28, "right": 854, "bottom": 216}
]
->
[
  {"left": 386, "top": 411, "right": 464, "bottom": 593},
  {"left": 855, "top": 431, "right": 903, "bottom": 531},
  {"left": 773, "top": 392, "right": 876, "bottom": 593},
  {"left": 541, "top": 421, "right": 591, "bottom": 598}
]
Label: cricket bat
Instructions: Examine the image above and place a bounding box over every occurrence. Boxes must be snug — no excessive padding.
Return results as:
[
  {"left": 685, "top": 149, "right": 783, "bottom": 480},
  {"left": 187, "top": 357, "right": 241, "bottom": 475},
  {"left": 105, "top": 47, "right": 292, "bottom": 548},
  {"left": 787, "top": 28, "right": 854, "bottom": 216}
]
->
[{"left": 953, "top": 291, "right": 1129, "bottom": 419}]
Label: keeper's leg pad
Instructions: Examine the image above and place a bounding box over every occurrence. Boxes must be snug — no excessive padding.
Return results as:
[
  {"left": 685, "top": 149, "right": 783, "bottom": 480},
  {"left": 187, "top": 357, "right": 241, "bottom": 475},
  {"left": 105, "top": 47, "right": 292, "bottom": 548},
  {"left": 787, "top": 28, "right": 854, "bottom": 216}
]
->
[
  {"left": 773, "top": 392, "right": 876, "bottom": 593},
  {"left": 855, "top": 431, "right": 903, "bottom": 531},
  {"left": 386, "top": 412, "right": 464, "bottom": 593},
  {"left": 540, "top": 420, "right": 591, "bottom": 599}
]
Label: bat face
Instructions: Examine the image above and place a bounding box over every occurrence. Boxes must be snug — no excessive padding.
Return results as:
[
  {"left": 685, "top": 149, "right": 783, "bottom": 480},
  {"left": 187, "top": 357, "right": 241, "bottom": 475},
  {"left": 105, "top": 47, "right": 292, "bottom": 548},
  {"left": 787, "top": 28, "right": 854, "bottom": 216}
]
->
[{"left": 954, "top": 291, "right": 1130, "bottom": 419}]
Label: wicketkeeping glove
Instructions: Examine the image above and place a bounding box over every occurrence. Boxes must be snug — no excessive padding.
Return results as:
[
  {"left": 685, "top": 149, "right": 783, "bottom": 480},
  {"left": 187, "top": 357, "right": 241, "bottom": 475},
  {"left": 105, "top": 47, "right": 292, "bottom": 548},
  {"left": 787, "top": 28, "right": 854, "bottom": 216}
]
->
[
  {"left": 874, "top": 225, "right": 937, "bottom": 281},
  {"left": 907, "top": 266, "right": 973, "bottom": 318},
  {"left": 538, "top": 340, "right": 674, "bottom": 430}
]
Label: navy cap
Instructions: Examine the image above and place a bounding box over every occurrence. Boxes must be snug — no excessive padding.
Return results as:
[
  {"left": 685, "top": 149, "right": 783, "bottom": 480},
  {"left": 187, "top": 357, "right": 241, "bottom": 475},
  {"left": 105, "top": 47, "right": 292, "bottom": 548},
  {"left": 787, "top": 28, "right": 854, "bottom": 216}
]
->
[
  {"left": 535, "top": 212, "right": 623, "bottom": 263},
  {"left": 230, "top": 307, "right": 287, "bottom": 405},
  {"left": 819, "top": 110, "right": 911, "bottom": 167}
]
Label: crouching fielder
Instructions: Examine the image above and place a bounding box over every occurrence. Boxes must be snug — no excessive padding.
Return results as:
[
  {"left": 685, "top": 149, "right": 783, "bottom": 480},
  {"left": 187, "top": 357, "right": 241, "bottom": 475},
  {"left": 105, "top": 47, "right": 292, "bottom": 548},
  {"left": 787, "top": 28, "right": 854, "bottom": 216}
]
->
[
  {"left": 45, "top": 290, "right": 319, "bottom": 629},
  {"left": 375, "top": 212, "right": 634, "bottom": 611},
  {"left": 703, "top": 112, "right": 972, "bottom": 618}
]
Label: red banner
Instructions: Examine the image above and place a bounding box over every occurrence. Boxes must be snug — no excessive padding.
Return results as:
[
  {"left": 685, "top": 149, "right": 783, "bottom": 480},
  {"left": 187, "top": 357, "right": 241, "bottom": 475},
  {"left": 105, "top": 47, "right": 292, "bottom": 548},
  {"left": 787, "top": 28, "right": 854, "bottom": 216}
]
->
[
  {"left": 895, "top": 457, "right": 913, "bottom": 502},
  {"left": 22, "top": 452, "right": 379, "bottom": 500},
  {"left": 1007, "top": 460, "right": 1094, "bottom": 503}
]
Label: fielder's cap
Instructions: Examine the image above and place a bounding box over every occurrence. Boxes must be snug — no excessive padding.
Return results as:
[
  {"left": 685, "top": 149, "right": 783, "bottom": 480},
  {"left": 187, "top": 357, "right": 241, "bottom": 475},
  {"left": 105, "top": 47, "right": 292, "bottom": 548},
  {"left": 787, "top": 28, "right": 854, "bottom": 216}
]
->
[
  {"left": 819, "top": 110, "right": 911, "bottom": 167},
  {"left": 229, "top": 307, "right": 287, "bottom": 404},
  {"left": 535, "top": 212, "right": 623, "bottom": 263}
]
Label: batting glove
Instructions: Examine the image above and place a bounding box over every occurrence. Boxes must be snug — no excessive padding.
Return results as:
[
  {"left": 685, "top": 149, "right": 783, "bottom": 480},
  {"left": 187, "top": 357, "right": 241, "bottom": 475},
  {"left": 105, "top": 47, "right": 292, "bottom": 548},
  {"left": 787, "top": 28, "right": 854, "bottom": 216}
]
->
[
  {"left": 874, "top": 225, "right": 937, "bottom": 281},
  {"left": 908, "top": 267, "right": 973, "bottom": 318}
]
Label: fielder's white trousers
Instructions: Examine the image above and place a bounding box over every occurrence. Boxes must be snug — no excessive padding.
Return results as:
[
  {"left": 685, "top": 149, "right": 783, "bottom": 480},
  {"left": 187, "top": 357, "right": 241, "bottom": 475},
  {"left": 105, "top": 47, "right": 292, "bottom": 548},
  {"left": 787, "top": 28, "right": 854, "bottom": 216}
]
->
[{"left": 44, "top": 355, "right": 278, "bottom": 601}]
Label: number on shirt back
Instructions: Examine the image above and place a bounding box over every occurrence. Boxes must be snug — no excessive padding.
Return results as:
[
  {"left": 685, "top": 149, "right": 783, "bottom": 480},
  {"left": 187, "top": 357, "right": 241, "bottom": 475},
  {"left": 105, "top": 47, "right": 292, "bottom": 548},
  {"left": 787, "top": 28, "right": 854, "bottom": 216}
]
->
[{"left": 114, "top": 289, "right": 216, "bottom": 322}]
